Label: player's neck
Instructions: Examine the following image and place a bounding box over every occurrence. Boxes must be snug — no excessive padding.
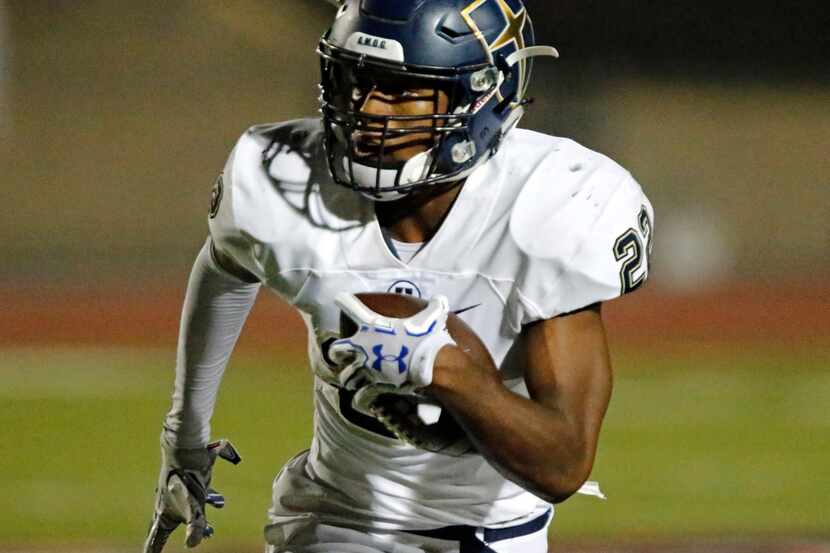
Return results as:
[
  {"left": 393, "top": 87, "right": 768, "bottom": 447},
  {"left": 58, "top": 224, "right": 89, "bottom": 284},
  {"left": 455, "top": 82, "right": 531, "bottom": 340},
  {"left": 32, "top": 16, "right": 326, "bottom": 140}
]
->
[{"left": 375, "top": 181, "right": 464, "bottom": 244}]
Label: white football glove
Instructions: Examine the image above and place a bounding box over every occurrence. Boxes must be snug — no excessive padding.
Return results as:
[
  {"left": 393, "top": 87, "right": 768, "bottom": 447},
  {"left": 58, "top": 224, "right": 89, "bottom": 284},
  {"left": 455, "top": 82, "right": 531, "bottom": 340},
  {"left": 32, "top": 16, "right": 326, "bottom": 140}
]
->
[
  {"left": 143, "top": 434, "right": 241, "bottom": 553},
  {"left": 329, "top": 293, "right": 456, "bottom": 389}
]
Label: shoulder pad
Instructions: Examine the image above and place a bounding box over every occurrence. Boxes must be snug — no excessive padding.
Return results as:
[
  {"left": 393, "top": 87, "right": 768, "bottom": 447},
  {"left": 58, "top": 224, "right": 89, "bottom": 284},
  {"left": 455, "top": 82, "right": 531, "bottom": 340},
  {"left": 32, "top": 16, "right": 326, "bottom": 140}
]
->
[
  {"left": 208, "top": 122, "right": 319, "bottom": 279},
  {"left": 208, "top": 119, "right": 373, "bottom": 282},
  {"left": 510, "top": 139, "right": 631, "bottom": 261},
  {"left": 207, "top": 129, "right": 271, "bottom": 279},
  {"left": 509, "top": 140, "right": 654, "bottom": 319}
]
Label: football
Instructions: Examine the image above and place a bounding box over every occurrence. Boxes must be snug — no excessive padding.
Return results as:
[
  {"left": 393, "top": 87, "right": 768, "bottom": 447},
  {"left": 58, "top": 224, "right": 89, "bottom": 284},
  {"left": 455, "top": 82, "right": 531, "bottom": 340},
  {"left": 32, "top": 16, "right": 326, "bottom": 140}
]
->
[{"left": 339, "top": 293, "right": 498, "bottom": 456}]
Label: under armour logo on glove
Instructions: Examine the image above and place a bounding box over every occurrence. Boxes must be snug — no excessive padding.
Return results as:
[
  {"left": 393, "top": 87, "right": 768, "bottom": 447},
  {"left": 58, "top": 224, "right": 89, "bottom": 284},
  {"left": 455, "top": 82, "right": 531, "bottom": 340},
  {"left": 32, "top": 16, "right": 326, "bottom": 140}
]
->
[
  {"left": 329, "top": 293, "right": 456, "bottom": 389},
  {"left": 372, "top": 344, "right": 410, "bottom": 374}
]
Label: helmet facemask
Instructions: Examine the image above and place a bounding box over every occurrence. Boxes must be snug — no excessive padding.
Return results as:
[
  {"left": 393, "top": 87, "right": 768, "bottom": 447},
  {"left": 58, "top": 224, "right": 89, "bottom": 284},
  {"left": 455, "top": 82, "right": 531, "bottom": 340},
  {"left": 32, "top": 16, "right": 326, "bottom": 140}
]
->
[{"left": 319, "top": 47, "right": 486, "bottom": 201}]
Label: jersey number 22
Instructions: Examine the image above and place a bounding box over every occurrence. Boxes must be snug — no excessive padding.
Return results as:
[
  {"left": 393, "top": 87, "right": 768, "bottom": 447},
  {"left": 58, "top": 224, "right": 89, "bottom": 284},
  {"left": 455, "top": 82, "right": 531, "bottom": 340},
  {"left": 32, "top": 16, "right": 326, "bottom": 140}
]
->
[{"left": 613, "top": 206, "right": 653, "bottom": 294}]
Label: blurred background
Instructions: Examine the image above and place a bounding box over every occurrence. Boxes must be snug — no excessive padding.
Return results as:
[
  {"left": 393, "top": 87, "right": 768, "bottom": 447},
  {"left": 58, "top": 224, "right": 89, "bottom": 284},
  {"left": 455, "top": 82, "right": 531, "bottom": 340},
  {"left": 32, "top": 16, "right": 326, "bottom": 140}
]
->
[{"left": 1, "top": 1, "right": 828, "bottom": 552}]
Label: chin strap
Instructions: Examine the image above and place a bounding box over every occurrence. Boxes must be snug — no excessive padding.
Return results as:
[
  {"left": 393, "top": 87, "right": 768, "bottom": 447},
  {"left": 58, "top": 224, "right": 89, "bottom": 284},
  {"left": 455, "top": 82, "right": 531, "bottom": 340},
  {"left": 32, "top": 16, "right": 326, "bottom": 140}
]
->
[
  {"left": 348, "top": 153, "right": 472, "bottom": 202},
  {"left": 347, "top": 160, "right": 409, "bottom": 202}
]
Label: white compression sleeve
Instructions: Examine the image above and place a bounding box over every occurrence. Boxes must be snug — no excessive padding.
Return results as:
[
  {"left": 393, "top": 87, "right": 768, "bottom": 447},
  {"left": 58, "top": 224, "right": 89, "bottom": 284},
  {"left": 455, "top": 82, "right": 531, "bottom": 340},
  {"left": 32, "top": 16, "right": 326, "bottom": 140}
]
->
[{"left": 163, "top": 239, "right": 260, "bottom": 449}]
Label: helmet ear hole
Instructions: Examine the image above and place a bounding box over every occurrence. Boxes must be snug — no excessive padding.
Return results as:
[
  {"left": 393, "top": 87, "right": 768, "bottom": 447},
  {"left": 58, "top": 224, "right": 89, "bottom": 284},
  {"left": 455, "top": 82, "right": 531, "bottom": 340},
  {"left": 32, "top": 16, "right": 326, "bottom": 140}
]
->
[
  {"left": 451, "top": 141, "right": 476, "bottom": 164},
  {"left": 470, "top": 67, "right": 498, "bottom": 92}
]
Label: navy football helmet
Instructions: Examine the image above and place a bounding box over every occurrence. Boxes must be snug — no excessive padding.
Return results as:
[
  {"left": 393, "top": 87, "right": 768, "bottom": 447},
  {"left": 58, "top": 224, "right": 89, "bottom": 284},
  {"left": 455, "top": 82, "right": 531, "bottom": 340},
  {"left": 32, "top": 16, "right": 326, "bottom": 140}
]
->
[{"left": 318, "top": 0, "right": 558, "bottom": 201}]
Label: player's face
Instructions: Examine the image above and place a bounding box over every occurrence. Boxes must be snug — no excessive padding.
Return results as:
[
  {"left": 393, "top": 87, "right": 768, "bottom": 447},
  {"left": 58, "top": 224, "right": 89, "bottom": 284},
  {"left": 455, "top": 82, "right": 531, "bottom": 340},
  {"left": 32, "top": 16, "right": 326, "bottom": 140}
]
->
[{"left": 352, "top": 83, "right": 450, "bottom": 165}]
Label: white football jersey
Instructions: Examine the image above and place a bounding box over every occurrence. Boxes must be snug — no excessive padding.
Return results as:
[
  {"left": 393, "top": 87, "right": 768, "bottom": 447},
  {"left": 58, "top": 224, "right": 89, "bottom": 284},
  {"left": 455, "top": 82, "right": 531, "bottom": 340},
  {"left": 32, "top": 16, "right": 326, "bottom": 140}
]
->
[{"left": 209, "top": 119, "right": 654, "bottom": 533}]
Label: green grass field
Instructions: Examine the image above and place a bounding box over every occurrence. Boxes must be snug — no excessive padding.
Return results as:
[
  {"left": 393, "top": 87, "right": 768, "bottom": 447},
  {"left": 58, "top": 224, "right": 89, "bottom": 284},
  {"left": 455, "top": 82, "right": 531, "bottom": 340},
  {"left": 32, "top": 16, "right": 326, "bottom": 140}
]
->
[{"left": 1, "top": 345, "right": 828, "bottom": 551}]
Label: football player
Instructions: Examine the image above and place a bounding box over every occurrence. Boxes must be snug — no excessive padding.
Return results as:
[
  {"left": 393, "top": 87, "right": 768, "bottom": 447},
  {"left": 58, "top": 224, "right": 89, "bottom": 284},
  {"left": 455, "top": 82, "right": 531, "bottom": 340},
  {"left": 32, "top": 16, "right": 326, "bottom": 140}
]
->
[{"left": 144, "top": 1, "right": 654, "bottom": 552}]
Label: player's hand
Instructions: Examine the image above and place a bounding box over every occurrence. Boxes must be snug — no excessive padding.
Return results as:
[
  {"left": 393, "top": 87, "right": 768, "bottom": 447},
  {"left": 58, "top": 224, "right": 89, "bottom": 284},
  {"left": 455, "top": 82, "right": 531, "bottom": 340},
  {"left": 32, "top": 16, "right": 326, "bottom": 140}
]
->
[
  {"left": 143, "top": 435, "right": 241, "bottom": 553},
  {"left": 329, "top": 293, "right": 456, "bottom": 389}
]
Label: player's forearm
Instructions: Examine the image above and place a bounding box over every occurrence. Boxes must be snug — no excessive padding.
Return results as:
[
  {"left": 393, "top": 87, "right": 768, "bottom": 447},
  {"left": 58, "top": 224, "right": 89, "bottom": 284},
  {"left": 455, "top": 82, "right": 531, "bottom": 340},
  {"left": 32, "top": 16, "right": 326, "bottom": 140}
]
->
[
  {"left": 163, "top": 239, "right": 260, "bottom": 449},
  {"left": 428, "top": 347, "right": 594, "bottom": 504}
]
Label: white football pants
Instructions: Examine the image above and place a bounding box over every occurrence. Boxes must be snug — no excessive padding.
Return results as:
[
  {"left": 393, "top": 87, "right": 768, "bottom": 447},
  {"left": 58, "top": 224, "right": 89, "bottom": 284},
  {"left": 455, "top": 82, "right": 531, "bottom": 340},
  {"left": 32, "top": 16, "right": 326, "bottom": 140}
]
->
[{"left": 264, "top": 509, "right": 551, "bottom": 553}]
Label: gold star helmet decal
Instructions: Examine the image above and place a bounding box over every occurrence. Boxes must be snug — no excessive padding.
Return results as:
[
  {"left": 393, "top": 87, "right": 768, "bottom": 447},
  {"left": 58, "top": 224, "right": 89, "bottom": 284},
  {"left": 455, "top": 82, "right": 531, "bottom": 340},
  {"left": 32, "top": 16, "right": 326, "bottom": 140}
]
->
[
  {"left": 461, "top": 0, "right": 531, "bottom": 103},
  {"left": 489, "top": 0, "right": 527, "bottom": 52}
]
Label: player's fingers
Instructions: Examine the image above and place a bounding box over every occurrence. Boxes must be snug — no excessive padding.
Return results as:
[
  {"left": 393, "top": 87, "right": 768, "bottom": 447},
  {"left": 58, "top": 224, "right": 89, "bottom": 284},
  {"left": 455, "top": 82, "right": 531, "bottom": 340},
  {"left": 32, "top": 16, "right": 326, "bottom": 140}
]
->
[
  {"left": 417, "top": 401, "right": 443, "bottom": 425},
  {"left": 185, "top": 519, "right": 211, "bottom": 548},
  {"left": 329, "top": 340, "right": 368, "bottom": 369},
  {"left": 331, "top": 354, "right": 370, "bottom": 389},
  {"left": 334, "top": 293, "right": 383, "bottom": 328},
  {"left": 206, "top": 440, "right": 242, "bottom": 466},
  {"left": 405, "top": 295, "right": 450, "bottom": 334},
  {"left": 165, "top": 474, "right": 194, "bottom": 521},
  {"left": 184, "top": 494, "right": 210, "bottom": 548},
  {"left": 328, "top": 340, "right": 355, "bottom": 365},
  {"left": 205, "top": 489, "right": 225, "bottom": 509},
  {"left": 352, "top": 383, "right": 397, "bottom": 416},
  {"left": 426, "top": 295, "right": 450, "bottom": 320},
  {"left": 143, "top": 512, "right": 179, "bottom": 553}
]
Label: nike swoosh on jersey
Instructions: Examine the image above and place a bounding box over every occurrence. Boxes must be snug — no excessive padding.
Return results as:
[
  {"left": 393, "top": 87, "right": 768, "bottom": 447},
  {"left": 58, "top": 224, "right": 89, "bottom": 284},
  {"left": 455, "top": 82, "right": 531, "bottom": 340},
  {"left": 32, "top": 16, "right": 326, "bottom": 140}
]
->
[{"left": 452, "top": 303, "right": 482, "bottom": 316}]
